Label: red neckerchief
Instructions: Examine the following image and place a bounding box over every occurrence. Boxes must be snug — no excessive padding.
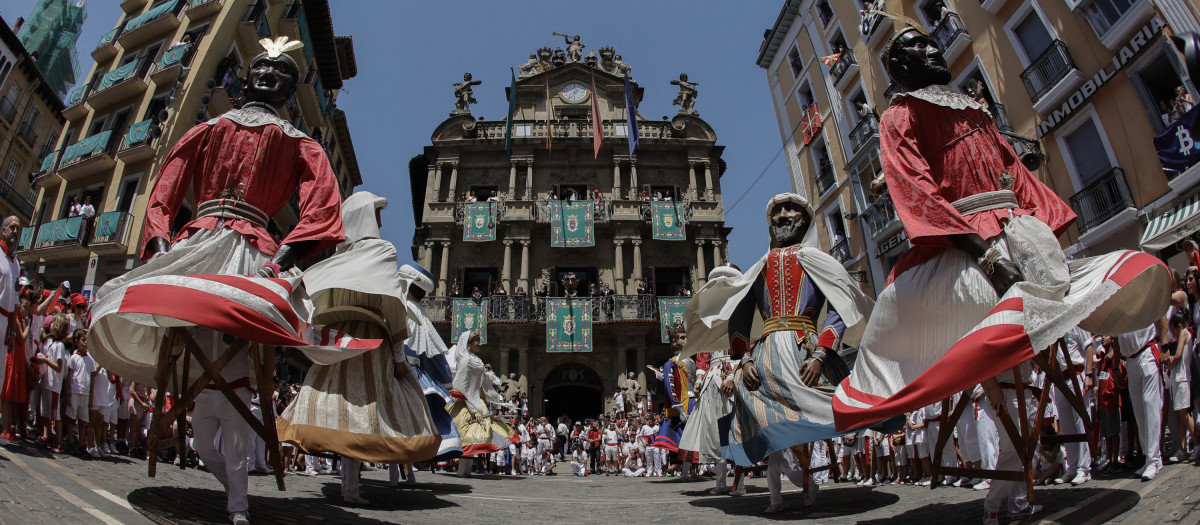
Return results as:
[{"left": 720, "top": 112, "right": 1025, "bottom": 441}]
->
[{"left": 0, "top": 240, "right": 11, "bottom": 258}]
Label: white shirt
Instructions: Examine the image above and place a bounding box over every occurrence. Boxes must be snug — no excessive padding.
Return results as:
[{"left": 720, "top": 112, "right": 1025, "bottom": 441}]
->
[
  {"left": 603, "top": 429, "right": 619, "bottom": 445},
  {"left": 92, "top": 367, "right": 117, "bottom": 406},
  {"left": 0, "top": 242, "right": 17, "bottom": 315},
  {"left": 557, "top": 422, "right": 568, "bottom": 437},
  {"left": 65, "top": 352, "right": 96, "bottom": 395},
  {"left": 571, "top": 450, "right": 587, "bottom": 464},
  {"left": 79, "top": 203, "right": 95, "bottom": 218},
  {"left": 40, "top": 339, "right": 66, "bottom": 392}
]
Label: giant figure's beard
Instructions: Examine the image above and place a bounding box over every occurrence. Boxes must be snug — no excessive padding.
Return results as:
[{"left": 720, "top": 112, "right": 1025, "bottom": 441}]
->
[{"left": 771, "top": 219, "right": 806, "bottom": 245}]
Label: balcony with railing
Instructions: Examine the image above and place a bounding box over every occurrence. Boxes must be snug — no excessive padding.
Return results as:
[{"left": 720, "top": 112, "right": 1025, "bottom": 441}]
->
[
  {"left": 1068, "top": 168, "right": 1136, "bottom": 235},
  {"left": 56, "top": 130, "right": 117, "bottom": 182},
  {"left": 815, "top": 163, "right": 836, "bottom": 195},
  {"left": 830, "top": 51, "right": 859, "bottom": 91},
  {"left": 0, "top": 97, "right": 15, "bottom": 123},
  {"left": 151, "top": 42, "right": 195, "bottom": 85},
  {"left": 16, "top": 120, "right": 36, "bottom": 148},
  {"left": 62, "top": 86, "right": 89, "bottom": 121},
  {"left": 0, "top": 180, "right": 34, "bottom": 219},
  {"left": 93, "top": 27, "right": 122, "bottom": 64},
  {"left": 37, "top": 150, "right": 58, "bottom": 176},
  {"left": 848, "top": 112, "right": 879, "bottom": 155},
  {"left": 990, "top": 103, "right": 1013, "bottom": 133},
  {"left": 87, "top": 57, "right": 151, "bottom": 110},
  {"left": 930, "top": 13, "right": 971, "bottom": 64},
  {"left": 185, "top": 0, "right": 223, "bottom": 19},
  {"left": 209, "top": 75, "right": 242, "bottom": 115},
  {"left": 239, "top": 1, "right": 271, "bottom": 47},
  {"left": 863, "top": 193, "right": 900, "bottom": 238},
  {"left": 421, "top": 295, "right": 660, "bottom": 323},
  {"left": 117, "top": 0, "right": 183, "bottom": 49},
  {"left": 16, "top": 226, "right": 34, "bottom": 252},
  {"left": 860, "top": 0, "right": 893, "bottom": 47},
  {"left": 89, "top": 211, "right": 134, "bottom": 255},
  {"left": 116, "top": 119, "right": 158, "bottom": 163},
  {"left": 829, "top": 237, "right": 852, "bottom": 263},
  {"left": 533, "top": 199, "right": 614, "bottom": 224},
  {"left": 34, "top": 216, "right": 90, "bottom": 258},
  {"left": 1020, "top": 40, "right": 1084, "bottom": 113}
]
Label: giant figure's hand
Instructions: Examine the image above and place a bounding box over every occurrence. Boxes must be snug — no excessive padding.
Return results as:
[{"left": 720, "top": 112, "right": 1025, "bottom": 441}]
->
[
  {"left": 257, "top": 244, "right": 299, "bottom": 277},
  {"left": 800, "top": 357, "right": 824, "bottom": 386},
  {"left": 739, "top": 362, "right": 761, "bottom": 391},
  {"left": 146, "top": 237, "right": 170, "bottom": 261},
  {"left": 988, "top": 260, "right": 1024, "bottom": 296}
]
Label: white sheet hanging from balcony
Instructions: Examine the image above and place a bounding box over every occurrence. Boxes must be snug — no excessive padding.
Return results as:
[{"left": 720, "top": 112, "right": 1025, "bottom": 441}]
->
[{"left": 1140, "top": 192, "right": 1200, "bottom": 251}]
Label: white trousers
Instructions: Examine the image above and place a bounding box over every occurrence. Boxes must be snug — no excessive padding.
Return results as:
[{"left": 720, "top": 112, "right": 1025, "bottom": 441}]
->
[
  {"left": 622, "top": 467, "right": 645, "bottom": 477},
  {"left": 977, "top": 401, "right": 1000, "bottom": 471},
  {"left": 985, "top": 390, "right": 1033, "bottom": 515},
  {"left": 1126, "top": 350, "right": 1163, "bottom": 469},
  {"left": 956, "top": 402, "right": 982, "bottom": 463},
  {"left": 246, "top": 404, "right": 268, "bottom": 472},
  {"left": 571, "top": 461, "right": 587, "bottom": 475},
  {"left": 713, "top": 461, "right": 729, "bottom": 489},
  {"left": 1052, "top": 381, "right": 1091, "bottom": 475},
  {"left": 925, "top": 421, "right": 956, "bottom": 468},
  {"left": 192, "top": 389, "right": 251, "bottom": 514},
  {"left": 767, "top": 449, "right": 808, "bottom": 506},
  {"left": 340, "top": 457, "right": 360, "bottom": 498}
]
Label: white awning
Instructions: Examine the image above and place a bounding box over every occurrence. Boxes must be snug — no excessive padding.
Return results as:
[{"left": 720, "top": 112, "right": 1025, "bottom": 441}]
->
[{"left": 1140, "top": 192, "right": 1200, "bottom": 251}]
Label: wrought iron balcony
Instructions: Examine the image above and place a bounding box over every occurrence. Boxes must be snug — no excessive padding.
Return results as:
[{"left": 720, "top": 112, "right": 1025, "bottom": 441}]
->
[
  {"left": 860, "top": 0, "right": 893, "bottom": 46},
  {"left": 16, "top": 121, "right": 36, "bottom": 147},
  {"left": 829, "top": 237, "right": 852, "bottom": 263},
  {"left": 56, "top": 130, "right": 117, "bottom": 182},
  {"left": 848, "top": 112, "right": 879, "bottom": 154},
  {"left": 930, "top": 13, "right": 970, "bottom": 64},
  {"left": 116, "top": 119, "right": 158, "bottom": 163},
  {"left": 0, "top": 181, "right": 33, "bottom": 218},
  {"left": 1020, "top": 40, "right": 1077, "bottom": 105},
  {"left": 830, "top": 51, "right": 858, "bottom": 88},
  {"left": 421, "top": 295, "right": 660, "bottom": 323},
  {"left": 815, "top": 163, "right": 836, "bottom": 195},
  {"left": 0, "top": 97, "right": 16, "bottom": 122},
  {"left": 117, "top": 0, "right": 182, "bottom": 49},
  {"left": 1068, "top": 167, "right": 1135, "bottom": 234},
  {"left": 990, "top": 103, "right": 1013, "bottom": 133},
  {"left": 89, "top": 211, "right": 134, "bottom": 255},
  {"left": 88, "top": 57, "right": 152, "bottom": 110},
  {"left": 35, "top": 216, "right": 88, "bottom": 249},
  {"left": 863, "top": 193, "right": 900, "bottom": 237}
]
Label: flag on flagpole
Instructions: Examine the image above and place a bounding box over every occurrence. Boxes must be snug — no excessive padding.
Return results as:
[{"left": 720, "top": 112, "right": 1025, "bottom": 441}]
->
[
  {"left": 819, "top": 53, "right": 841, "bottom": 66},
  {"left": 623, "top": 74, "right": 639, "bottom": 158},
  {"left": 504, "top": 68, "right": 517, "bottom": 159},
  {"left": 545, "top": 71, "right": 553, "bottom": 153},
  {"left": 590, "top": 68, "right": 602, "bottom": 158}
]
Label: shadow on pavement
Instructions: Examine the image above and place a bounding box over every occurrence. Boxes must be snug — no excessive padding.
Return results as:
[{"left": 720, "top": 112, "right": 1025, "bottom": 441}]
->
[
  {"left": 689, "top": 486, "right": 900, "bottom": 519},
  {"left": 360, "top": 478, "right": 475, "bottom": 494},
  {"left": 854, "top": 487, "right": 1139, "bottom": 525},
  {"left": 129, "top": 485, "right": 457, "bottom": 523}
]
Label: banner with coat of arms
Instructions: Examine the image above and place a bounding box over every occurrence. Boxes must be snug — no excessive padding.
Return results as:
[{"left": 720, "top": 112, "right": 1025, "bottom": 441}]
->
[
  {"left": 451, "top": 298, "right": 488, "bottom": 344},
  {"left": 463, "top": 202, "right": 498, "bottom": 242},
  {"left": 651, "top": 201, "right": 686, "bottom": 240},
  {"left": 546, "top": 298, "right": 592, "bottom": 352},
  {"left": 658, "top": 297, "right": 689, "bottom": 343},
  {"left": 550, "top": 202, "right": 595, "bottom": 247}
]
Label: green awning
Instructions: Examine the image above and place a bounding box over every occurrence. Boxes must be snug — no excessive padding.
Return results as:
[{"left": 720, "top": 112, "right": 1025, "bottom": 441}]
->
[{"left": 1140, "top": 192, "right": 1200, "bottom": 251}]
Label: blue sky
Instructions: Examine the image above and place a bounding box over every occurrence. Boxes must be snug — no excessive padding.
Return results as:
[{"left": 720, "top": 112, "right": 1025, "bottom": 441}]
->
[{"left": 4, "top": 0, "right": 796, "bottom": 270}]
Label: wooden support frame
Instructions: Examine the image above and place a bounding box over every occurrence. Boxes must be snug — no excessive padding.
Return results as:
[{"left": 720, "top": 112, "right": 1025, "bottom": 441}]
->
[
  {"left": 145, "top": 328, "right": 287, "bottom": 491},
  {"left": 728, "top": 443, "right": 827, "bottom": 496},
  {"left": 930, "top": 338, "right": 1094, "bottom": 500}
]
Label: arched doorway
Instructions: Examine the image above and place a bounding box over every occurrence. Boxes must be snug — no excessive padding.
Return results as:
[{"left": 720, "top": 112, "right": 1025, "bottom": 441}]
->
[{"left": 542, "top": 363, "right": 603, "bottom": 423}]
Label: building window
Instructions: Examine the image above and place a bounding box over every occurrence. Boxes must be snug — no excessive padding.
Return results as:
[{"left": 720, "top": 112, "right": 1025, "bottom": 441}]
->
[
  {"left": 1010, "top": 7, "right": 1055, "bottom": 64},
  {"left": 1062, "top": 115, "right": 1115, "bottom": 188},
  {"left": 0, "top": 85, "right": 19, "bottom": 122},
  {"left": 4, "top": 160, "right": 18, "bottom": 187},
  {"left": 788, "top": 45, "right": 802, "bottom": 77},
  {"left": 1080, "top": 0, "right": 1137, "bottom": 38},
  {"left": 816, "top": 0, "right": 834, "bottom": 26}
]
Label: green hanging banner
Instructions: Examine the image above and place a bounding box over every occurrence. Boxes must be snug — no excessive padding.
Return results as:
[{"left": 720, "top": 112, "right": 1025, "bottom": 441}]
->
[
  {"left": 463, "top": 202, "right": 498, "bottom": 242},
  {"left": 550, "top": 202, "right": 595, "bottom": 247},
  {"left": 651, "top": 201, "right": 686, "bottom": 240},
  {"left": 657, "top": 297, "right": 689, "bottom": 343},
  {"left": 451, "top": 298, "right": 488, "bottom": 344},
  {"left": 546, "top": 298, "right": 592, "bottom": 352}
]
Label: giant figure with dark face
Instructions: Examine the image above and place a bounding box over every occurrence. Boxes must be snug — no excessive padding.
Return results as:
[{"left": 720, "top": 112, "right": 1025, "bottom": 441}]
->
[
  {"left": 90, "top": 37, "right": 348, "bottom": 525},
  {"left": 682, "top": 193, "right": 878, "bottom": 513},
  {"left": 825, "top": 21, "right": 1171, "bottom": 523}
]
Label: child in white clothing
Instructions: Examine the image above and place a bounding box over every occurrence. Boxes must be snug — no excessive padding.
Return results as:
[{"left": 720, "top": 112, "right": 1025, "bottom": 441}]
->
[{"left": 62, "top": 328, "right": 96, "bottom": 454}]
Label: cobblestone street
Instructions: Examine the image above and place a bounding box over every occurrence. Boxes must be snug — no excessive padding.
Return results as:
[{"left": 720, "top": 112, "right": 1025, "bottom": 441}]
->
[{"left": 2, "top": 440, "right": 1200, "bottom": 524}]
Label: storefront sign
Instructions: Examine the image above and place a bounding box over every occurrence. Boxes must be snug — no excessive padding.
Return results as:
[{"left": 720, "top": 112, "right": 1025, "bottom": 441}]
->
[
  {"left": 874, "top": 230, "right": 908, "bottom": 258},
  {"left": 1036, "top": 16, "right": 1165, "bottom": 138}
]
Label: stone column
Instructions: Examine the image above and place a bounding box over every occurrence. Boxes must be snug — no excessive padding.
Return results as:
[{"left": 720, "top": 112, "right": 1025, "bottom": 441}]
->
[
  {"left": 502, "top": 240, "right": 513, "bottom": 290},
  {"left": 429, "top": 162, "right": 443, "bottom": 202},
  {"left": 612, "top": 158, "right": 621, "bottom": 199},
  {"left": 437, "top": 241, "right": 451, "bottom": 295},
  {"left": 631, "top": 239, "right": 643, "bottom": 282},
  {"left": 500, "top": 350, "right": 511, "bottom": 378},
  {"left": 508, "top": 160, "right": 519, "bottom": 199},
  {"left": 524, "top": 160, "right": 534, "bottom": 200},
  {"left": 446, "top": 161, "right": 459, "bottom": 202},
  {"left": 519, "top": 240, "right": 531, "bottom": 291},
  {"left": 420, "top": 241, "right": 434, "bottom": 271},
  {"left": 518, "top": 348, "right": 529, "bottom": 394},
  {"left": 613, "top": 239, "right": 626, "bottom": 295},
  {"left": 687, "top": 162, "right": 698, "bottom": 201},
  {"left": 711, "top": 240, "right": 723, "bottom": 268},
  {"left": 627, "top": 159, "right": 639, "bottom": 199},
  {"left": 694, "top": 239, "right": 707, "bottom": 286},
  {"left": 703, "top": 160, "right": 714, "bottom": 201}
]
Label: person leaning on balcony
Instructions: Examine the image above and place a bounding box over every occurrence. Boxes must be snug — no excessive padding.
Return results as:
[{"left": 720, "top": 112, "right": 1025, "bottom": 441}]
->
[{"left": 78, "top": 196, "right": 95, "bottom": 219}]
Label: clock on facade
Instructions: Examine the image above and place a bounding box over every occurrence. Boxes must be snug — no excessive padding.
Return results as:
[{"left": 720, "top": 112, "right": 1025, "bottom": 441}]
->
[{"left": 561, "top": 82, "right": 588, "bottom": 103}]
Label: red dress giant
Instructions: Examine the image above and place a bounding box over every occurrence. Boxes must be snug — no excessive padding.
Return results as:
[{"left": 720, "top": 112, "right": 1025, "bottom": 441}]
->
[{"left": 832, "top": 87, "right": 1170, "bottom": 431}]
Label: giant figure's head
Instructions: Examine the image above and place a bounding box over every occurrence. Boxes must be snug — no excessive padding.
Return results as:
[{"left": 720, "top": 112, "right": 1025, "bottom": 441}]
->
[{"left": 885, "top": 27, "right": 951, "bottom": 92}]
